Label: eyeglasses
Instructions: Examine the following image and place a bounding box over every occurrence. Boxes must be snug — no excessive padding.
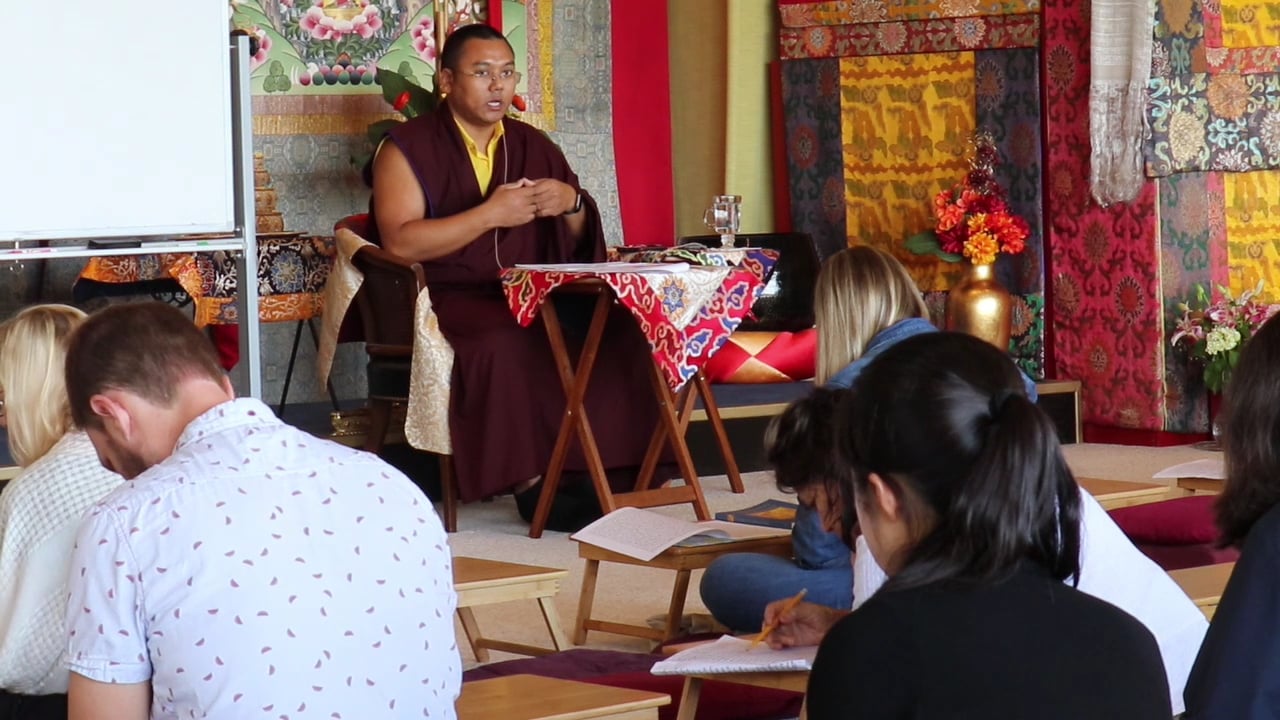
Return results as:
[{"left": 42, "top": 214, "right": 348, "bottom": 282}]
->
[
  {"left": 0, "top": 398, "right": 5, "bottom": 418},
  {"left": 456, "top": 68, "right": 522, "bottom": 85}
]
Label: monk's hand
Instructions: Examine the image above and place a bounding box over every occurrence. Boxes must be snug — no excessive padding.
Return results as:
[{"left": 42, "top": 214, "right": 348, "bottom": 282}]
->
[
  {"left": 486, "top": 180, "right": 539, "bottom": 228},
  {"left": 529, "top": 178, "right": 577, "bottom": 218}
]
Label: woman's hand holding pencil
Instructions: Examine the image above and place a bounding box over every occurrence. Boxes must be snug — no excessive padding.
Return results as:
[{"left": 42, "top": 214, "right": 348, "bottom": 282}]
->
[{"left": 757, "top": 589, "right": 849, "bottom": 650}]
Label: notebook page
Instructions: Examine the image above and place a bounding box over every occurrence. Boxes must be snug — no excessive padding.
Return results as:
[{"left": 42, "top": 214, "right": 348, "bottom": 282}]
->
[
  {"left": 650, "top": 635, "right": 816, "bottom": 675},
  {"left": 570, "top": 507, "right": 708, "bottom": 561}
]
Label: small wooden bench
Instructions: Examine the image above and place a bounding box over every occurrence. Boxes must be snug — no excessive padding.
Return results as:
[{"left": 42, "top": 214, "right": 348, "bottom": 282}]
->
[
  {"left": 457, "top": 674, "right": 671, "bottom": 720},
  {"left": 453, "top": 556, "right": 569, "bottom": 660},
  {"left": 1077, "top": 477, "right": 1186, "bottom": 511},
  {"left": 575, "top": 535, "right": 793, "bottom": 645},
  {"left": 1169, "top": 561, "right": 1234, "bottom": 620}
]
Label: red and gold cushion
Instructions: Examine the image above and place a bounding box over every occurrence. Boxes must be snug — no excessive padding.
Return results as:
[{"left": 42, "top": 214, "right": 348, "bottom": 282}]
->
[{"left": 703, "top": 329, "right": 817, "bottom": 384}]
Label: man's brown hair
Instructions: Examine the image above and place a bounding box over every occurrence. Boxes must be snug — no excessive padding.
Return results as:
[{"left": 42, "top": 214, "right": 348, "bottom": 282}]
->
[{"left": 65, "top": 302, "right": 227, "bottom": 429}]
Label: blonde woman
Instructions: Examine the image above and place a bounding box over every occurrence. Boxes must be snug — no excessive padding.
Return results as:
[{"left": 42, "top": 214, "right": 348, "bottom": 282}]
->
[
  {"left": 0, "top": 305, "right": 121, "bottom": 719},
  {"left": 699, "top": 246, "right": 1038, "bottom": 632}
]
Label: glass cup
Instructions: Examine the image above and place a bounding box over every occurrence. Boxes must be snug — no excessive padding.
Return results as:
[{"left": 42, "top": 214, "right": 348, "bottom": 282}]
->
[{"left": 703, "top": 195, "right": 742, "bottom": 247}]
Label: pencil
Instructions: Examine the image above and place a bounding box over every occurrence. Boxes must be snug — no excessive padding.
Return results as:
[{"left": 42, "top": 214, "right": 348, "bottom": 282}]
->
[{"left": 749, "top": 588, "right": 808, "bottom": 650}]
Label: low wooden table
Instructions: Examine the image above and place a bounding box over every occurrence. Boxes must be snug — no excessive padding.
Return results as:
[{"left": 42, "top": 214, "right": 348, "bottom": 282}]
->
[
  {"left": 1169, "top": 562, "right": 1234, "bottom": 620},
  {"left": 453, "top": 557, "right": 570, "bottom": 660},
  {"left": 457, "top": 674, "right": 671, "bottom": 720},
  {"left": 575, "top": 534, "right": 792, "bottom": 645},
  {"left": 1177, "top": 475, "right": 1224, "bottom": 494},
  {"left": 676, "top": 671, "right": 808, "bottom": 720},
  {"left": 1077, "top": 477, "right": 1184, "bottom": 510}
]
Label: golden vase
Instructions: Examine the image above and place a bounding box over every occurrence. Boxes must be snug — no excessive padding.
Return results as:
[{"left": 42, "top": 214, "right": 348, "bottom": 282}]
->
[{"left": 946, "top": 262, "right": 1012, "bottom": 351}]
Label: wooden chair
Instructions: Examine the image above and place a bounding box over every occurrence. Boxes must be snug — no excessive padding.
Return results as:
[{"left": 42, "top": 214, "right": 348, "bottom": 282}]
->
[{"left": 349, "top": 242, "right": 460, "bottom": 532}]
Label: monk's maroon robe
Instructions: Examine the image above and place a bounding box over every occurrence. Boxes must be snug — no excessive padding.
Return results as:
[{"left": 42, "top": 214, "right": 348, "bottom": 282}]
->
[{"left": 370, "top": 104, "right": 661, "bottom": 503}]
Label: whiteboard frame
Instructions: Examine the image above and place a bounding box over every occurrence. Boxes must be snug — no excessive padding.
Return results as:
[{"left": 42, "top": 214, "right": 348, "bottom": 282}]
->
[{"left": 0, "top": 37, "right": 261, "bottom": 399}]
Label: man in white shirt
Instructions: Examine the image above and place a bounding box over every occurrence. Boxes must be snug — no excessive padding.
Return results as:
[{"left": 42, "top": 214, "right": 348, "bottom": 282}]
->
[{"left": 61, "top": 302, "right": 460, "bottom": 720}]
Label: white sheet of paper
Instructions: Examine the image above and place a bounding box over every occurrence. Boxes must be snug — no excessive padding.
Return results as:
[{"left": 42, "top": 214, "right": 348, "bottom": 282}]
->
[
  {"left": 1152, "top": 457, "right": 1225, "bottom": 480},
  {"left": 513, "top": 261, "right": 690, "bottom": 274},
  {"left": 570, "top": 507, "right": 786, "bottom": 561},
  {"left": 649, "top": 635, "right": 816, "bottom": 676}
]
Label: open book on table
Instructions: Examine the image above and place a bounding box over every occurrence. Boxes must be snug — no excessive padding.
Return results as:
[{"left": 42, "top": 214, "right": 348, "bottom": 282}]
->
[
  {"left": 650, "top": 635, "right": 816, "bottom": 676},
  {"left": 570, "top": 506, "right": 789, "bottom": 562}
]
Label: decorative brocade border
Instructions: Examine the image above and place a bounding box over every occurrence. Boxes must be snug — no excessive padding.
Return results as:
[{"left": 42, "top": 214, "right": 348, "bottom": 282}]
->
[{"left": 779, "top": 13, "right": 1040, "bottom": 59}]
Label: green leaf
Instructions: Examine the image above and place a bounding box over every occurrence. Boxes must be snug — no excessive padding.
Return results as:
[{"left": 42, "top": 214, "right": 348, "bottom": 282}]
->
[
  {"left": 375, "top": 67, "right": 439, "bottom": 117},
  {"left": 903, "top": 231, "right": 962, "bottom": 262},
  {"left": 367, "top": 118, "right": 403, "bottom": 147}
]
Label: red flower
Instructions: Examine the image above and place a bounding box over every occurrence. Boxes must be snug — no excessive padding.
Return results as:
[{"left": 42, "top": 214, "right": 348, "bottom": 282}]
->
[
  {"left": 393, "top": 91, "right": 411, "bottom": 112},
  {"left": 510, "top": 94, "right": 527, "bottom": 112}
]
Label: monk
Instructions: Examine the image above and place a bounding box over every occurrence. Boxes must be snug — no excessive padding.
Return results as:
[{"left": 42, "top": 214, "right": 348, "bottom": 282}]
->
[{"left": 368, "top": 23, "right": 661, "bottom": 530}]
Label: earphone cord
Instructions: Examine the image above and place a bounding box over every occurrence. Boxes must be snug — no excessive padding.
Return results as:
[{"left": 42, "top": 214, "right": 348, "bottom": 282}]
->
[{"left": 493, "top": 132, "right": 509, "bottom": 271}]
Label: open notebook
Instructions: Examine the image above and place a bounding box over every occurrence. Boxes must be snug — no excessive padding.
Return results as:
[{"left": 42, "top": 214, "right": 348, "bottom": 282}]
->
[
  {"left": 650, "top": 635, "right": 816, "bottom": 676},
  {"left": 570, "top": 507, "right": 788, "bottom": 562}
]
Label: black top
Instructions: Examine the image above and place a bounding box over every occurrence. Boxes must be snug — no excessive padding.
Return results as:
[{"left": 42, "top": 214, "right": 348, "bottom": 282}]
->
[
  {"left": 806, "top": 564, "right": 1171, "bottom": 720},
  {"left": 1184, "top": 503, "right": 1280, "bottom": 719}
]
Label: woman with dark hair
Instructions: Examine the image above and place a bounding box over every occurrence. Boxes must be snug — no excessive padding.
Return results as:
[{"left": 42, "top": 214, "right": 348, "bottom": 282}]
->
[
  {"left": 1184, "top": 315, "right": 1280, "bottom": 718},
  {"left": 774, "top": 333, "right": 1170, "bottom": 719}
]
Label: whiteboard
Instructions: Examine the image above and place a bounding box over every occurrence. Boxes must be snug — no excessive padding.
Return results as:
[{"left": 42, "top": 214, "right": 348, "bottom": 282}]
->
[{"left": 0, "top": 2, "right": 236, "bottom": 240}]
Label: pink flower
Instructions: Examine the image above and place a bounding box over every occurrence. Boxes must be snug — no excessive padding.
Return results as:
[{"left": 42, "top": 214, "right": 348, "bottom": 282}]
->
[
  {"left": 411, "top": 17, "right": 437, "bottom": 62},
  {"left": 352, "top": 4, "right": 382, "bottom": 38},
  {"left": 280, "top": 0, "right": 294, "bottom": 6},
  {"left": 250, "top": 27, "right": 272, "bottom": 70}
]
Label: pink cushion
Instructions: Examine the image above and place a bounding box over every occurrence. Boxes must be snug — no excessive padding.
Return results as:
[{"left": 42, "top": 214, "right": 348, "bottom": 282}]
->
[{"left": 1108, "top": 495, "right": 1221, "bottom": 545}]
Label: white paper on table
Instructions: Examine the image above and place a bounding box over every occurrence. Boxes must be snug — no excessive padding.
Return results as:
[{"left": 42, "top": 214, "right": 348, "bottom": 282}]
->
[
  {"left": 650, "top": 635, "right": 816, "bottom": 676},
  {"left": 1152, "top": 457, "right": 1225, "bottom": 480},
  {"left": 514, "top": 261, "right": 690, "bottom": 274},
  {"left": 570, "top": 507, "right": 786, "bottom": 562}
]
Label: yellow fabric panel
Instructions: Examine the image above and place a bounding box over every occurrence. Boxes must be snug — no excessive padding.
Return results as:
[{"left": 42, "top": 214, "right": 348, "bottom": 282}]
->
[
  {"left": 840, "top": 53, "right": 976, "bottom": 292},
  {"left": 1225, "top": 170, "right": 1280, "bottom": 302},
  {"left": 1219, "top": 0, "right": 1280, "bottom": 48},
  {"left": 725, "top": 0, "right": 777, "bottom": 234},
  {"left": 669, "top": 1, "right": 729, "bottom": 238}
]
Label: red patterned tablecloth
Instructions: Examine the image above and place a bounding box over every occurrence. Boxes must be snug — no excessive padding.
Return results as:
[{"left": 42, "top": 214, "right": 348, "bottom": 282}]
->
[
  {"left": 500, "top": 250, "right": 777, "bottom": 390},
  {"left": 78, "top": 235, "right": 335, "bottom": 326}
]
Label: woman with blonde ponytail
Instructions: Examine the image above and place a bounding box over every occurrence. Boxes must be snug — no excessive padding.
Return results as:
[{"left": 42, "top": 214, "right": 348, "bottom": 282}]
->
[{"left": 0, "top": 305, "right": 121, "bottom": 719}]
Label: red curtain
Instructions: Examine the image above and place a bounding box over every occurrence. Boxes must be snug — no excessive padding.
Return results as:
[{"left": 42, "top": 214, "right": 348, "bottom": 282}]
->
[{"left": 610, "top": 0, "right": 675, "bottom": 246}]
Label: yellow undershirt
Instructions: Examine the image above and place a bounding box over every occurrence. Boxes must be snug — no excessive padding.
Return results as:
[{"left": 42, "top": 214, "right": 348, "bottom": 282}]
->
[{"left": 454, "top": 117, "right": 505, "bottom": 192}]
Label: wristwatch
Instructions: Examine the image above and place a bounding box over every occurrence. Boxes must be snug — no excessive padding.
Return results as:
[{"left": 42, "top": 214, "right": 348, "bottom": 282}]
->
[{"left": 564, "top": 192, "right": 584, "bottom": 216}]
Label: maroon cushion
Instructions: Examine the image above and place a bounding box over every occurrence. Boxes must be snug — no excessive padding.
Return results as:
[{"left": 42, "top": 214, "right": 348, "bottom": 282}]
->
[
  {"left": 1108, "top": 495, "right": 1221, "bottom": 545},
  {"left": 1131, "top": 542, "right": 1240, "bottom": 572}
]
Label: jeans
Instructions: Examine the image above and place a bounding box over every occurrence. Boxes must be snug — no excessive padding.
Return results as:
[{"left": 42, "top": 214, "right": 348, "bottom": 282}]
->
[{"left": 699, "top": 504, "right": 853, "bottom": 632}]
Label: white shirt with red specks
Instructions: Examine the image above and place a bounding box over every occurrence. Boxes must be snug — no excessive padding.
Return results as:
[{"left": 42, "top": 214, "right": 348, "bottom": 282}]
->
[{"left": 65, "top": 398, "right": 460, "bottom": 720}]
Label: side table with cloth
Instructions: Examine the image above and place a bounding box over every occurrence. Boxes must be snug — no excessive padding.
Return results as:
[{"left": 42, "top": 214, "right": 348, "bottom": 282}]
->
[
  {"left": 317, "top": 222, "right": 670, "bottom": 535},
  {"left": 500, "top": 251, "right": 774, "bottom": 538},
  {"left": 76, "top": 234, "right": 338, "bottom": 414}
]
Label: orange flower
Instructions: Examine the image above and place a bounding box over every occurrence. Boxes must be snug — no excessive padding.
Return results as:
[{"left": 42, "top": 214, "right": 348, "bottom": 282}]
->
[
  {"left": 937, "top": 204, "right": 965, "bottom": 232},
  {"left": 963, "top": 230, "right": 998, "bottom": 265}
]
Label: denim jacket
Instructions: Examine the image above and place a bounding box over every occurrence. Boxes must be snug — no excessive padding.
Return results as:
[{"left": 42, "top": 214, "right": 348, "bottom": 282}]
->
[{"left": 825, "top": 317, "right": 1038, "bottom": 400}]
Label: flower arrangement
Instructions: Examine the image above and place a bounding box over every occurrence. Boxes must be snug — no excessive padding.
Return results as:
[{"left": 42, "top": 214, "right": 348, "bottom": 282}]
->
[
  {"left": 1172, "top": 281, "right": 1280, "bottom": 394},
  {"left": 905, "top": 133, "right": 1030, "bottom": 267}
]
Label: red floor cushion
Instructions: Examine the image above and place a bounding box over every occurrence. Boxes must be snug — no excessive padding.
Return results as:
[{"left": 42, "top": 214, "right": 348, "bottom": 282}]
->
[{"left": 1109, "top": 495, "right": 1240, "bottom": 571}]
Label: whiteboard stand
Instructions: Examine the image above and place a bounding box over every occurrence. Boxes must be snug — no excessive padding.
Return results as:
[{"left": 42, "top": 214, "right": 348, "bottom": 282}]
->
[
  {"left": 229, "top": 34, "right": 261, "bottom": 400},
  {"left": 0, "top": 36, "right": 262, "bottom": 400}
]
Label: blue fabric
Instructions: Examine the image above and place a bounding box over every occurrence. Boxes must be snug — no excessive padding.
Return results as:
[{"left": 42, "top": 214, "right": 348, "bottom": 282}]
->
[
  {"left": 698, "top": 319, "right": 1040, "bottom": 632},
  {"left": 826, "top": 318, "right": 1039, "bottom": 400},
  {"left": 699, "top": 548, "right": 853, "bottom": 633}
]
